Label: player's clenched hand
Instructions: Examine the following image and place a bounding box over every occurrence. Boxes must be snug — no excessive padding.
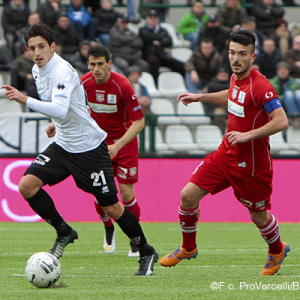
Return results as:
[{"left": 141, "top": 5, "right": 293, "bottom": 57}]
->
[
  {"left": 225, "top": 131, "right": 251, "bottom": 146},
  {"left": 177, "top": 92, "right": 199, "bottom": 106},
  {"left": 108, "top": 144, "right": 121, "bottom": 160},
  {"left": 46, "top": 122, "right": 56, "bottom": 138},
  {"left": 1, "top": 85, "right": 28, "bottom": 104}
]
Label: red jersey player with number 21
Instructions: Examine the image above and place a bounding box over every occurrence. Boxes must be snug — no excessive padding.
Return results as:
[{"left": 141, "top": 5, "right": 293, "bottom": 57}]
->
[
  {"left": 159, "top": 30, "right": 290, "bottom": 276},
  {"left": 81, "top": 45, "right": 145, "bottom": 257}
]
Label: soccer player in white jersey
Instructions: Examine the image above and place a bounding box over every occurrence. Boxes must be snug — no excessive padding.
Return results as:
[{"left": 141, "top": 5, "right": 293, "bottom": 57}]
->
[{"left": 2, "top": 24, "right": 158, "bottom": 276}]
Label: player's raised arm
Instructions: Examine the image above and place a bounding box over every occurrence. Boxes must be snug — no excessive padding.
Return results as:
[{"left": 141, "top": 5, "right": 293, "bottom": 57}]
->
[
  {"left": 178, "top": 89, "right": 229, "bottom": 106},
  {"left": 2, "top": 84, "right": 28, "bottom": 104}
]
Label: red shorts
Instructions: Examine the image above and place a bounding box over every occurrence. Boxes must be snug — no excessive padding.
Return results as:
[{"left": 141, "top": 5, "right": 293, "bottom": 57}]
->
[
  {"left": 109, "top": 137, "right": 138, "bottom": 184},
  {"left": 189, "top": 150, "right": 273, "bottom": 212}
]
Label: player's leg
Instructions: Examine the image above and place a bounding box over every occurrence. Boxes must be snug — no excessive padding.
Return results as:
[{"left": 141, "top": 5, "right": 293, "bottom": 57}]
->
[
  {"left": 20, "top": 146, "right": 78, "bottom": 259},
  {"left": 73, "top": 142, "right": 158, "bottom": 275},
  {"left": 100, "top": 200, "right": 158, "bottom": 275},
  {"left": 94, "top": 199, "right": 116, "bottom": 254},
  {"left": 233, "top": 172, "right": 290, "bottom": 275},
  {"left": 249, "top": 210, "right": 290, "bottom": 276},
  {"left": 119, "top": 183, "right": 141, "bottom": 257},
  {"left": 160, "top": 151, "right": 230, "bottom": 267},
  {"left": 159, "top": 182, "right": 207, "bottom": 267}
]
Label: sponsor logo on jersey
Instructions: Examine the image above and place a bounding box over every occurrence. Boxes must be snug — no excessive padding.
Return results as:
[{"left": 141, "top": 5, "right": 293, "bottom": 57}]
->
[
  {"left": 88, "top": 102, "right": 118, "bottom": 113},
  {"left": 228, "top": 99, "right": 245, "bottom": 117},
  {"left": 132, "top": 94, "right": 137, "bottom": 100},
  {"left": 238, "top": 91, "right": 246, "bottom": 104},
  {"left": 54, "top": 94, "right": 67, "bottom": 99},
  {"left": 107, "top": 94, "right": 117, "bottom": 104},
  {"left": 265, "top": 91, "right": 273, "bottom": 99},
  {"left": 33, "top": 154, "right": 50, "bottom": 166}
]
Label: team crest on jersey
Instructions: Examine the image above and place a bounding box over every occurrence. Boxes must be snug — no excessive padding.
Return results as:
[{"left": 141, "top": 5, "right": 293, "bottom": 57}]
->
[
  {"left": 232, "top": 88, "right": 238, "bottom": 100},
  {"left": 129, "top": 167, "right": 137, "bottom": 177},
  {"left": 107, "top": 94, "right": 117, "bottom": 104},
  {"left": 238, "top": 91, "right": 246, "bottom": 104},
  {"left": 96, "top": 93, "right": 105, "bottom": 102}
]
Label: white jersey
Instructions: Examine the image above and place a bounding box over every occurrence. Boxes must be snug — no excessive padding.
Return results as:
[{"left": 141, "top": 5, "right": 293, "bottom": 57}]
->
[{"left": 26, "top": 52, "right": 106, "bottom": 153}]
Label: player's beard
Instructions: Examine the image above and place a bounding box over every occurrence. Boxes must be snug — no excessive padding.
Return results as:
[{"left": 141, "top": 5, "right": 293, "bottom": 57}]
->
[{"left": 231, "top": 61, "right": 250, "bottom": 76}]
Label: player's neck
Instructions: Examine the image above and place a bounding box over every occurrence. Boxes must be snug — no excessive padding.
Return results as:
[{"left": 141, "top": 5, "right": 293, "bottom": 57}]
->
[{"left": 235, "top": 67, "right": 253, "bottom": 81}]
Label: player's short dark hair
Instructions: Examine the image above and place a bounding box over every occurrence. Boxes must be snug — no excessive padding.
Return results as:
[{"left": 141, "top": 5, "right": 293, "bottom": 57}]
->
[
  {"left": 24, "top": 24, "right": 54, "bottom": 46},
  {"left": 87, "top": 45, "right": 111, "bottom": 62},
  {"left": 230, "top": 30, "right": 256, "bottom": 53}
]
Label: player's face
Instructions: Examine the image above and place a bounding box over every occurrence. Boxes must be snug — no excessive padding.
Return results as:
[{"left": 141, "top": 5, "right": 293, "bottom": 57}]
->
[
  {"left": 88, "top": 55, "right": 112, "bottom": 85},
  {"left": 228, "top": 41, "right": 256, "bottom": 80},
  {"left": 27, "top": 36, "right": 55, "bottom": 68}
]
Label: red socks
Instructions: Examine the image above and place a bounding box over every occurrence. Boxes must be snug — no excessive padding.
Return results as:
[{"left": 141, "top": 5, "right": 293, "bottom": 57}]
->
[
  {"left": 94, "top": 197, "right": 141, "bottom": 225},
  {"left": 258, "top": 214, "right": 283, "bottom": 254},
  {"left": 179, "top": 205, "right": 199, "bottom": 252},
  {"left": 123, "top": 197, "right": 141, "bottom": 222},
  {"left": 94, "top": 200, "right": 113, "bottom": 228}
]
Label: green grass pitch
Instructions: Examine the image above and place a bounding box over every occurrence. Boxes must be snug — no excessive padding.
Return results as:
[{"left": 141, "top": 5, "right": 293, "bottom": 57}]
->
[{"left": 1, "top": 222, "right": 299, "bottom": 300}]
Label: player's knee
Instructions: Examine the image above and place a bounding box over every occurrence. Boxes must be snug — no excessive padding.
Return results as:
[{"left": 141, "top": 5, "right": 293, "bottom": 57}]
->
[
  {"left": 180, "top": 188, "right": 195, "bottom": 206},
  {"left": 19, "top": 175, "right": 43, "bottom": 199}
]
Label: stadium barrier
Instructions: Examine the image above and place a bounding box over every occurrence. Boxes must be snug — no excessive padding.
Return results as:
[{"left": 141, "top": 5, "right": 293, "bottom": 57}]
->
[{"left": 0, "top": 157, "right": 299, "bottom": 223}]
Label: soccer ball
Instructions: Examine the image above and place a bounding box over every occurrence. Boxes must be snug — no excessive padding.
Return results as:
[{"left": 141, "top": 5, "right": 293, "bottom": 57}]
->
[{"left": 25, "top": 252, "right": 61, "bottom": 288}]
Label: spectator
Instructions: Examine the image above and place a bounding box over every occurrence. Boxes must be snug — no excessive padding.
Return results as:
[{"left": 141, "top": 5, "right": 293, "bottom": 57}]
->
[
  {"left": 143, "top": 0, "right": 170, "bottom": 23},
  {"left": 10, "top": 44, "right": 38, "bottom": 99},
  {"left": 17, "top": 12, "right": 41, "bottom": 57},
  {"left": 254, "top": 38, "right": 283, "bottom": 79},
  {"left": 70, "top": 40, "right": 91, "bottom": 76},
  {"left": 139, "top": 10, "right": 185, "bottom": 85},
  {"left": 251, "top": 0, "right": 285, "bottom": 38},
  {"left": 269, "top": 18, "right": 292, "bottom": 57},
  {"left": 284, "top": 35, "right": 300, "bottom": 83},
  {"left": 0, "top": 46, "right": 13, "bottom": 71},
  {"left": 67, "top": 0, "right": 98, "bottom": 41},
  {"left": 198, "top": 14, "right": 230, "bottom": 54},
  {"left": 128, "top": 65, "right": 152, "bottom": 115},
  {"left": 53, "top": 12, "right": 82, "bottom": 63},
  {"left": 2, "top": 0, "right": 30, "bottom": 58},
  {"left": 240, "top": 16, "right": 264, "bottom": 55},
  {"left": 206, "top": 66, "right": 230, "bottom": 133},
  {"left": 216, "top": 0, "right": 248, "bottom": 32},
  {"left": 108, "top": 13, "right": 148, "bottom": 76},
  {"left": 94, "top": 0, "right": 122, "bottom": 46},
  {"left": 270, "top": 61, "right": 300, "bottom": 124},
  {"left": 185, "top": 39, "right": 222, "bottom": 93},
  {"left": 83, "top": 0, "right": 100, "bottom": 14},
  {"left": 177, "top": 0, "right": 209, "bottom": 50},
  {"left": 37, "top": 0, "right": 66, "bottom": 28}
]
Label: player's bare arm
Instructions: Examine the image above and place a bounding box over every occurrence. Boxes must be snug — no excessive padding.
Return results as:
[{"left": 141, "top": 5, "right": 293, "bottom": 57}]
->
[
  {"left": 46, "top": 122, "right": 56, "bottom": 138},
  {"left": 2, "top": 85, "right": 28, "bottom": 104},
  {"left": 178, "top": 89, "right": 229, "bottom": 106},
  {"left": 108, "top": 118, "right": 145, "bottom": 159},
  {"left": 226, "top": 107, "right": 289, "bottom": 146}
]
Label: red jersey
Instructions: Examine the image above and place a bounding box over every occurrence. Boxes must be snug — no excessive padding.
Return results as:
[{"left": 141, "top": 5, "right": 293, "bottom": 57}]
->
[
  {"left": 220, "top": 68, "right": 279, "bottom": 176},
  {"left": 81, "top": 71, "right": 144, "bottom": 144}
]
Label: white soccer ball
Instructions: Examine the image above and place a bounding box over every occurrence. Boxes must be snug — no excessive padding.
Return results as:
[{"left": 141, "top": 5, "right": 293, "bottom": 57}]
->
[{"left": 25, "top": 252, "right": 61, "bottom": 288}]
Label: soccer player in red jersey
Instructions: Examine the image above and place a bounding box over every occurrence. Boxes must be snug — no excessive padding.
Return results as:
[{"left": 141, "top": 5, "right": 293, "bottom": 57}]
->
[
  {"left": 159, "top": 30, "right": 290, "bottom": 276},
  {"left": 81, "top": 45, "right": 144, "bottom": 257}
]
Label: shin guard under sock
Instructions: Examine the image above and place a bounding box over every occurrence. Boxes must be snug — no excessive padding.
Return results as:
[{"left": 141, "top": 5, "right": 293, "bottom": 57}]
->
[
  {"left": 179, "top": 205, "right": 199, "bottom": 252},
  {"left": 25, "top": 188, "right": 71, "bottom": 236},
  {"left": 116, "top": 208, "right": 152, "bottom": 256},
  {"left": 258, "top": 214, "right": 283, "bottom": 254}
]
